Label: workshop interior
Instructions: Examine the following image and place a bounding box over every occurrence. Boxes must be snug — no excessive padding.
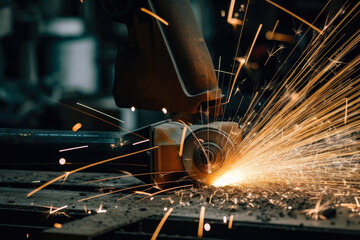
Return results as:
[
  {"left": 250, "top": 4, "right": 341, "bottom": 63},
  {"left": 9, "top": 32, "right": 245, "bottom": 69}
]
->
[{"left": 0, "top": 0, "right": 359, "bottom": 239}]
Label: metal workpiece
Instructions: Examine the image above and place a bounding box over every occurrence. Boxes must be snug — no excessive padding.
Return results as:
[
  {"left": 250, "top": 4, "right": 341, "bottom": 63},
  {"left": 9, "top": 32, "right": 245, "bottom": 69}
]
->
[
  {"left": 104, "top": 0, "right": 222, "bottom": 114},
  {"left": 0, "top": 128, "right": 152, "bottom": 177},
  {"left": 0, "top": 121, "right": 239, "bottom": 184}
]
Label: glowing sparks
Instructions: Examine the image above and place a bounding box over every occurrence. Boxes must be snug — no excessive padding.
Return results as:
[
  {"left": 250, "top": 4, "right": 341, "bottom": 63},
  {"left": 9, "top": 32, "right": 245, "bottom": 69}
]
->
[
  {"left": 131, "top": 106, "right": 136, "bottom": 112},
  {"left": 265, "top": 31, "right": 294, "bottom": 43},
  {"left": 72, "top": 123, "right": 82, "bottom": 132},
  {"left": 245, "top": 24, "right": 263, "bottom": 65},
  {"left": 50, "top": 205, "right": 67, "bottom": 214},
  {"left": 96, "top": 202, "right": 107, "bottom": 213},
  {"left": 270, "top": 19, "right": 279, "bottom": 39},
  {"left": 178, "top": 127, "right": 187, "bottom": 157},
  {"left": 227, "top": 0, "right": 243, "bottom": 26},
  {"left": 221, "top": 10, "right": 225, "bottom": 17},
  {"left": 162, "top": 108, "right": 167, "bottom": 114},
  {"left": 210, "top": 2, "right": 360, "bottom": 188},
  {"left": 228, "top": 215, "right": 234, "bottom": 229},
  {"left": 53, "top": 223, "right": 62, "bottom": 228},
  {"left": 345, "top": 98, "right": 348, "bottom": 125},
  {"left": 212, "top": 169, "right": 243, "bottom": 187},
  {"left": 58, "top": 158, "right": 66, "bottom": 165},
  {"left": 204, "top": 223, "right": 211, "bottom": 232},
  {"left": 76, "top": 102, "right": 124, "bottom": 123},
  {"left": 265, "top": 0, "right": 322, "bottom": 34},
  {"left": 225, "top": 58, "right": 245, "bottom": 104},
  {"left": 132, "top": 139, "right": 150, "bottom": 146},
  {"left": 198, "top": 206, "right": 206, "bottom": 238},
  {"left": 27, "top": 146, "right": 158, "bottom": 197},
  {"left": 59, "top": 145, "right": 88, "bottom": 152},
  {"left": 151, "top": 207, "right": 173, "bottom": 240},
  {"left": 265, "top": 45, "right": 285, "bottom": 66},
  {"left": 140, "top": 8, "right": 169, "bottom": 26}
]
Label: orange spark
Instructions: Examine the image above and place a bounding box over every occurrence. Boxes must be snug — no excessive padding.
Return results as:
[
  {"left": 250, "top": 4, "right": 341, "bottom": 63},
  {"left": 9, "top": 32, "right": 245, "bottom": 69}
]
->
[
  {"left": 227, "top": 0, "right": 243, "bottom": 26},
  {"left": 76, "top": 102, "right": 124, "bottom": 123},
  {"left": 225, "top": 58, "right": 245, "bottom": 104},
  {"left": 270, "top": 19, "right": 279, "bottom": 38},
  {"left": 54, "top": 223, "right": 62, "bottom": 228},
  {"left": 228, "top": 215, "right": 234, "bottom": 229},
  {"left": 178, "top": 127, "right": 187, "bottom": 157},
  {"left": 245, "top": 24, "right": 263, "bottom": 65},
  {"left": 265, "top": 31, "right": 294, "bottom": 43},
  {"left": 345, "top": 98, "right": 348, "bottom": 125},
  {"left": 198, "top": 206, "right": 206, "bottom": 238},
  {"left": 151, "top": 208, "right": 173, "bottom": 240},
  {"left": 265, "top": 0, "right": 322, "bottom": 34},
  {"left": 45, "top": 97, "right": 146, "bottom": 139},
  {"left": 72, "top": 123, "right": 82, "bottom": 132},
  {"left": 27, "top": 146, "right": 158, "bottom": 197},
  {"left": 140, "top": 8, "right": 169, "bottom": 26},
  {"left": 138, "top": 184, "right": 193, "bottom": 201}
]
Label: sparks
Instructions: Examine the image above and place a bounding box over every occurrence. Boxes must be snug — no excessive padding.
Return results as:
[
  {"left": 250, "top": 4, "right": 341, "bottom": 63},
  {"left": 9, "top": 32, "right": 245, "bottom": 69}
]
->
[
  {"left": 140, "top": 8, "right": 169, "bottom": 26},
  {"left": 58, "top": 158, "right": 66, "bottom": 165},
  {"left": 72, "top": 123, "right": 82, "bottom": 132},
  {"left": 151, "top": 207, "right": 173, "bottom": 240},
  {"left": 209, "top": 2, "right": 360, "bottom": 189},
  {"left": 245, "top": 24, "right": 263, "bottom": 65},
  {"left": 227, "top": 0, "right": 243, "bottom": 26},
  {"left": 59, "top": 145, "right": 88, "bottom": 152},
  {"left": 96, "top": 202, "right": 107, "bottom": 213},
  {"left": 265, "top": 0, "right": 322, "bottom": 34},
  {"left": 198, "top": 206, "right": 206, "bottom": 238},
  {"left": 27, "top": 146, "right": 158, "bottom": 197},
  {"left": 50, "top": 205, "right": 67, "bottom": 214},
  {"left": 228, "top": 215, "right": 234, "bottom": 229},
  {"left": 77, "top": 102, "right": 124, "bottom": 123}
]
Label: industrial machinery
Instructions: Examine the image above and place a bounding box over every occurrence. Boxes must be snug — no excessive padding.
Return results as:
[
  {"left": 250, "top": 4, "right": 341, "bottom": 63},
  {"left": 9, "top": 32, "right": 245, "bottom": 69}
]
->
[
  {"left": 1, "top": 1, "right": 359, "bottom": 240},
  {"left": 0, "top": 0, "right": 237, "bottom": 185}
]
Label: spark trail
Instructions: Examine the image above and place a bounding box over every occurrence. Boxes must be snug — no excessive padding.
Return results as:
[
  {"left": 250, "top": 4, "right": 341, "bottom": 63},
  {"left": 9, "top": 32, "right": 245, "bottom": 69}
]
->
[{"left": 211, "top": 2, "right": 360, "bottom": 188}]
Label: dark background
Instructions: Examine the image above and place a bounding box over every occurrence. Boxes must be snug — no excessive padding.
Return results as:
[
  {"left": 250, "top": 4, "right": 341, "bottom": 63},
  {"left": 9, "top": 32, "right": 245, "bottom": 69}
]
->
[{"left": 0, "top": 0, "right": 345, "bottom": 131}]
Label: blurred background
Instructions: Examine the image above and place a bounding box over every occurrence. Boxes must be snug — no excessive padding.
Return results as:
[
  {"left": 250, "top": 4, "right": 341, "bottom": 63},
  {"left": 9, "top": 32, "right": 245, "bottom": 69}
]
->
[{"left": 0, "top": 0, "right": 343, "bottom": 131}]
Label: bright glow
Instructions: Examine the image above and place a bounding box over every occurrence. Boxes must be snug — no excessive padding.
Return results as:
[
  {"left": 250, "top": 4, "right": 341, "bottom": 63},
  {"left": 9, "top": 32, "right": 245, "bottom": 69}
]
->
[
  {"left": 72, "top": 123, "right": 82, "bottom": 132},
  {"left": 50, "top": 205, "right": 67, "bottom": 214},
  {"left": 131, "top": 106, "right": 136, "bottom": 112},
  {"left": 237, "top": 57, "right": 246, "bottom": 64},
  {"left": 54, "top": 223, "right": 62, "bottom": 228},
  {"left": 204, "top": 223, "right": 211, "bottom": 231},
  {"left": 221, "top": 10, "right": 225, "bottom": 17},
  {"left": 140, "top": 7, "right": 169, "bottom": 26},
  {"left": 59, "top": 158, "right": 66, "bottom": 165},
  {"left": 211, "top": 170, "right": 243, "bottom": 187},
  {"left": 97, "top": 202, "right": 107, "bottom": 213},
  {"left": 162, "top": 108, "right": 167, "bottom": 114}
]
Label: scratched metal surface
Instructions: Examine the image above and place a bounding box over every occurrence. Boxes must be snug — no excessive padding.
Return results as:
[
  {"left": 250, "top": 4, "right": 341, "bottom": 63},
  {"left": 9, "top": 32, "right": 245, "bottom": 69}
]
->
[{"left": 0, "top": 170, "right": 359, "bottom": 239}]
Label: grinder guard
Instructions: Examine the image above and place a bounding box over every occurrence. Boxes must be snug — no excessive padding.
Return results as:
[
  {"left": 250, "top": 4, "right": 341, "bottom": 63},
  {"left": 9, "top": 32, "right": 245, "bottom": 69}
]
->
[{"left": 102, "top": 0, "right": 223, "bottom": 114}]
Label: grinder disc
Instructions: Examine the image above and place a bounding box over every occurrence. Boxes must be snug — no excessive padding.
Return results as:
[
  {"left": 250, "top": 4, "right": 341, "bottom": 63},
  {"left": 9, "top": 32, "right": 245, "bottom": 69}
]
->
[{"left": 182, "top": 128, "right": 234, "bottom": 184}]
